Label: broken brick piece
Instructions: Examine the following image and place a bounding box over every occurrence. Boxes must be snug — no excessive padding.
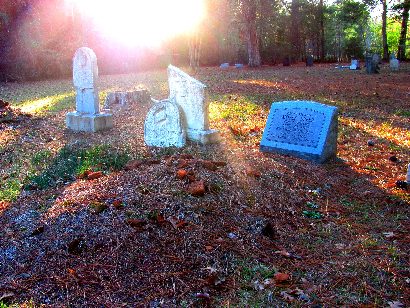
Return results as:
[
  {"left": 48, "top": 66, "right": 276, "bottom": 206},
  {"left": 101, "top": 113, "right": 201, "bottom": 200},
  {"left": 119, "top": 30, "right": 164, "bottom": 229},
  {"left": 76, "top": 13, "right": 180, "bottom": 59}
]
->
[{"left": 188, "top": 180, "right": 206, "bottom": 196}]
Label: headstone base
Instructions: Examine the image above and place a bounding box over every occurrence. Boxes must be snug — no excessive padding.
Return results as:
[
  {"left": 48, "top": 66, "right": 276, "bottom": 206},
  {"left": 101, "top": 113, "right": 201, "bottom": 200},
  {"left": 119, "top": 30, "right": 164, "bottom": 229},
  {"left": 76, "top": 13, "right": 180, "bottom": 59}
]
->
[
  {"left": 66, "top": 112, "right": 113, "bottom": 132},
  {"left": 187, "top": 129, "right": 219, "bottom": 144}
]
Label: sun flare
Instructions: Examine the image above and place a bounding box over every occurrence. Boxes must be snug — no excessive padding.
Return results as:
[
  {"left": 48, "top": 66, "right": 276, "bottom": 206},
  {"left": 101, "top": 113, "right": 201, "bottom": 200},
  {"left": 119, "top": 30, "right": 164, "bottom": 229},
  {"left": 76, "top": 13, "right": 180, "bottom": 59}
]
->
[{"left": 68, "top": 0, "right": 205, "bottom": 47}]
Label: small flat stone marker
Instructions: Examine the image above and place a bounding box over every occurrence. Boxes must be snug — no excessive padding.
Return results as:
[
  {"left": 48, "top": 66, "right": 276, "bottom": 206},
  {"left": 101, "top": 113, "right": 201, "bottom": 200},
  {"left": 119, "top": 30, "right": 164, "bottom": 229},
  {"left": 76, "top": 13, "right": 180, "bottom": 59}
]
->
[
  {"left": 168, "top": 65, "right": 218, "bottom": 144},
  {"left": 260, "top": 101, "right": 338, "bottom": 163},
  {"left": 144, "top": 99, "right": 185, "bottom": 148},
  {"left": 66, "top": 47, "right": 112, "bottom": 132}
]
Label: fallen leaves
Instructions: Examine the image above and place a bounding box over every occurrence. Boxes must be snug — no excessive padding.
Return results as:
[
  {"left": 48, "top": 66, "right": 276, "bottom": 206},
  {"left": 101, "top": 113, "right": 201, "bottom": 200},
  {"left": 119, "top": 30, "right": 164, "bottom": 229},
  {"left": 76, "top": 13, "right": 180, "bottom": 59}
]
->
[
  {"left": 126, "top": 218, "right": 147, "bottom": 229},
  {"left": 274, "top": 272, "right": 290, "bottom": 283},
  {"left": 176, "top": 169, "right": 188, "bottom": 179}
]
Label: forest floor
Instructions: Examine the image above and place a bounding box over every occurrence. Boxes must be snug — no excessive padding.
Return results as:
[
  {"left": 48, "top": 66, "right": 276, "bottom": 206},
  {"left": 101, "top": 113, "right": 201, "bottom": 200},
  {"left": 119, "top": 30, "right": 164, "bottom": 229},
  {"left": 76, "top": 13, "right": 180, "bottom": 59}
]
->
[{"left": 0, "top": 62, "right": 409, "bottom": 307}]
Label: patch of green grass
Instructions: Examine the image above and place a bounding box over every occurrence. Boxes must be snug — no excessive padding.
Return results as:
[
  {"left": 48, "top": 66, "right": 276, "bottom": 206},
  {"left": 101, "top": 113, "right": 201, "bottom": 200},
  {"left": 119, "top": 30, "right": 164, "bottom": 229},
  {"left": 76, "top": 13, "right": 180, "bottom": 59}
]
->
[
  {"left": 210, "top": 95, "right": 262, "bottom": 122},
  {"left": 18, "top": 92, "right": 75, "bottom": 114},
  {"left": 26, "top": 144, "right": 130, "bottom": 190},
  {"left": 31, "top": 149, "right": 52, "bottom": 167},
  {"left": 302, "top": 210, "right": 323, "bottom": 219},
  {"left": 239, "top": 260, "right": 277, "bottom": 283},
  {"left": 394, "top": 109, "right": 410, "bottom": 117},
  {"left": 0, "top": 179, "right": 22, "bottom": 202},
  {"left": 339, "top": 197, "right": 356, "bottom": 207}
]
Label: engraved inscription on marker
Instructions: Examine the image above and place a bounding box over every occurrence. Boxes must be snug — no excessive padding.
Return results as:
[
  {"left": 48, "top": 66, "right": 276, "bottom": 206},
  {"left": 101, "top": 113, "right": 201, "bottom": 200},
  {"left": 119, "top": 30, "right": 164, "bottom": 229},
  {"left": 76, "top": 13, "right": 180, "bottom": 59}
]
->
[
  {"left": 266, "top": 109, "right": 326, "bottom": 148},
  {"left": 260, "top": 101, "right": 338, "bottom": 163}
]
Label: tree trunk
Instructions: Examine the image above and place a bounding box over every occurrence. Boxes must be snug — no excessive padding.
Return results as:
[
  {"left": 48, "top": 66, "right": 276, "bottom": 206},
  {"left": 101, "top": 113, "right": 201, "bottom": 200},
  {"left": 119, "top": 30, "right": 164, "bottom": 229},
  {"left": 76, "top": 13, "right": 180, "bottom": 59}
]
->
[
  {"left": 290, "top": 0, "right": 301, "bottom": 61},
  {"left": 319, "top": 0, "right": 325, "bottom": 61},
  {"left": 243, "top": 0, "right": 261, "bottom": 67},
  {"left": 189, "top": 32, "right": 201, "bottom": 72},
  {"left": 381, "top": 0, "right": 389, "bottom": 60},
  {"left": 398, "top": 0, "right": 410, "bottom": 60}
]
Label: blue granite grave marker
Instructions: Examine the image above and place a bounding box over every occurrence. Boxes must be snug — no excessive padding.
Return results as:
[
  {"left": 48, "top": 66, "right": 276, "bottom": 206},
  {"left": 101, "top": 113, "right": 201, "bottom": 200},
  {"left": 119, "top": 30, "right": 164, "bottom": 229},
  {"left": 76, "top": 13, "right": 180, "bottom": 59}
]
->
[{"left": 260, "top": 101, "right": 338, "bottom": 163}]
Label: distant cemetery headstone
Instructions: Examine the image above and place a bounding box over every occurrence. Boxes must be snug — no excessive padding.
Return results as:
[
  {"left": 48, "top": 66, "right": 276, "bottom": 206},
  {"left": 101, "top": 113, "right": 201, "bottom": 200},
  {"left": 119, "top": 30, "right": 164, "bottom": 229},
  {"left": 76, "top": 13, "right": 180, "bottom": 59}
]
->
[
  {"left": 260, "top": 101, "right": 338, "bottom": 163},
  {"left": 406, "top": 163, "right": 410, "bottom": 183},
  {"left": 220, "top": 63, "right": 229, "bottom": 68},
  {"left": 389, "top": 55, "right": 399, "bottom": 71},
  {"left": 350, "top": 59, "right": 360, "bottom": 70},
  {"left": 306, "top": 55, "right": 314, "bottom": 67},
  {"left": 66, "top": 47, "right": 113, "bottom": 132},
  {"left": 365, "top": 54, "right": 380, "bottom": 74},
  {"left": 283, "top": 57, "right": 290, "bottom": 66},
  {"left": 168, "top": 65, "right": 219, "bottom": 144},
  {"left": 235, "top": 63, "right": 244, "bottom": 68},
  {"left": 144, "top": 100, "right": 185, "bottom": 147},
  {"left": 103, "top": 89, "right": 150, "bottom": 109},
  {"left": 372, "top": 53, "right": 381, "bottom": 64}
]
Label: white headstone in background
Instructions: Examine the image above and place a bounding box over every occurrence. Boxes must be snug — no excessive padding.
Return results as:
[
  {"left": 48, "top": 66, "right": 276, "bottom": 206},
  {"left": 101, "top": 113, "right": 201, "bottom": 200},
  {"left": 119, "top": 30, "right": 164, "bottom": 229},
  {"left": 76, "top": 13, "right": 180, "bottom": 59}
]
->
[
  {"left": 390, "top": 58, "right": 399, "bottom": 71},
  {"left": 350, "top": 59, "right": 359, "bottom": 70},
  {"left": 168, "top": 65, "right": 219, "bottom": 144},
  {"left": 144, "top": 100, "right": 186, "bottom": 148},
  {"left": 66, "top": 47, "right": 112, "bottom": 132},
  {"left": 260, "top": 101, "right": 338, "bottom": 163}
]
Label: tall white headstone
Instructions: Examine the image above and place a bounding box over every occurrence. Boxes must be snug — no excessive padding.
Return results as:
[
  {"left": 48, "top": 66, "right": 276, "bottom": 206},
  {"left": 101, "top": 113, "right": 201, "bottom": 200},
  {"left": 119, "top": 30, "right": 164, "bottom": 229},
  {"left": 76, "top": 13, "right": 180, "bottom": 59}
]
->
[
  {"left": 168, "top": 65, "right": 218, "bottom": 144},
  {"left": 66, "top": 47, "right": 112, "bottom": 132},
  {"left": 144, "top": 100, "right": 186, "bottom": 148}
]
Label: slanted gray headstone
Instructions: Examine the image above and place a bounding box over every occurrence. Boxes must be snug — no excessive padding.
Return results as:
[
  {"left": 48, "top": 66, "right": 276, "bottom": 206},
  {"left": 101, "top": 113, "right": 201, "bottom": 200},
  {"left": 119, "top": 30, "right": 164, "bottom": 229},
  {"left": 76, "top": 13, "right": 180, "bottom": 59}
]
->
[
  {"left": 144, "top": 100, "right": 185, "bottom": 148},
  {"left": 168, "top": 65, "right": 219, "bottom": 144},
  {"left": 66, "top": 47, "right": 112, "bottom": 132},
  {"left": 260, "top": 101, "right": 338, "bottom": 163}
]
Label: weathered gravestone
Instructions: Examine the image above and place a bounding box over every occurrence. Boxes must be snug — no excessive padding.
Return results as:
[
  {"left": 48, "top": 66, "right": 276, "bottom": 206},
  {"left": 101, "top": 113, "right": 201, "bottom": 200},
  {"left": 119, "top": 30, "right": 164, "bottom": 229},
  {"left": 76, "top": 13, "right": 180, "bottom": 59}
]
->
[
  {"left": 260, "top": 101, "right": 338, "bottom": 163},
  {"left": 306, "top": 55, "right": 314, "bottom": 67},
  {"left": 390, "top": 56, "right": 399, "bottom": 71},
  {"left": 103, "top": 89, "right": 150, "bottom": 109},
  {"left": 220, "top": 63, "right": 229, "bottom": 68},
  {"left": 283, "top": 57, "right": 291, "bottom": 66},
  {"left": 168, "top": 65, "right": 219, "bottom": 144},
  {"left": 407, "top": 163, "right": 410, "bottom": 183},
  {"left": 365, "top": 54, "right": 380, "bottom": 74},
  {"left": 144, "top": 100, "right": 185, "bottom": 147},
  {"left": 66, "top": 47, "right": 113, "bottom": 132}
]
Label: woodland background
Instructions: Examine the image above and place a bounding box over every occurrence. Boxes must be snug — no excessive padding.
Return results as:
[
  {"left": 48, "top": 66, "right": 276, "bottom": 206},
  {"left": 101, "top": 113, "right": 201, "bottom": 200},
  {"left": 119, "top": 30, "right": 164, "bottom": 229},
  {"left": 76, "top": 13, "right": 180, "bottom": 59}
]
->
[{"left": 0, "top": 0, "right": 409, "bottom": 81}]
